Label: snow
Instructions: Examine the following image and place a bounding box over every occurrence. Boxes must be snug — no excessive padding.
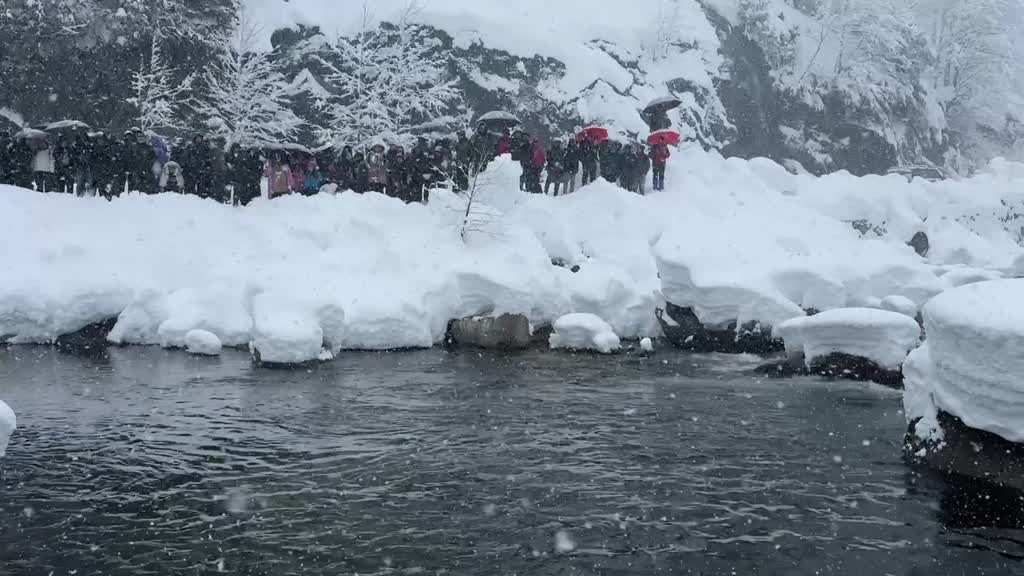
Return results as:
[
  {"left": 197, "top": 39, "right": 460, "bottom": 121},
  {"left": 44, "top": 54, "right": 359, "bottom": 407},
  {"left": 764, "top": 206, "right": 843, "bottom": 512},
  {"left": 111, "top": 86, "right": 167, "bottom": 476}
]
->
[
  {"left": 0, "top": 400, "right": 15, "bottom": 458},
  {"left": 904, "top": 279, "right": 1024, "bottom": 443},
  {"left": 1, "top": 151, "right": 1021, "bottom": 358},
  {"left": 640, "top": 337, "right": 654, "bottom": 353},
  {"left": 777, "top": 308, "right": 922, "bottom": 370},
  {"left": 185, "top": 329, "right": 223, "bottom": 356},
  {"left": 549, "top": 313, "right": 622, "bottom": 354},
  {"left": 879, "top": 295, "right": 918, "bottom": 318}
]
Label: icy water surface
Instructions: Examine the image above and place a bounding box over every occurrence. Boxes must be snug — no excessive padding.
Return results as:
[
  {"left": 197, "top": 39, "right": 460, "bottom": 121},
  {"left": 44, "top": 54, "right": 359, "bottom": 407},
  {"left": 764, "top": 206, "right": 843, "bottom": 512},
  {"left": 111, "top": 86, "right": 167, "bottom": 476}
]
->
[{"left": 1, "top": 347, "right": 1023, "bottom": 575}]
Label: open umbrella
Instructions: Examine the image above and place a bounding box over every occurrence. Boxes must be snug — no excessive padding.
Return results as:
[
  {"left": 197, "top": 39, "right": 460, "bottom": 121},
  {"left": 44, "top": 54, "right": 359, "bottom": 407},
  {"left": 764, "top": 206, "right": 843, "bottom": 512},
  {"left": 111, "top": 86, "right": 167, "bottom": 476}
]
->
[
  {"left": 43, "top": 120, "right": 91, "bottom": 134},
  {"left": 647, "top": 129, "right": 680, "bottom": 146},
  {"left": 642, "top": 96, "right": 682, "bottom": 116},
  {"left": 576, "top": 125, "right": 609, "bottom": 143},
  {"left": 13, "top": 127, "right": 48, "bottom": 141},
  {"left": 477, "top": 111, "right": 521, "bottom": 132}
]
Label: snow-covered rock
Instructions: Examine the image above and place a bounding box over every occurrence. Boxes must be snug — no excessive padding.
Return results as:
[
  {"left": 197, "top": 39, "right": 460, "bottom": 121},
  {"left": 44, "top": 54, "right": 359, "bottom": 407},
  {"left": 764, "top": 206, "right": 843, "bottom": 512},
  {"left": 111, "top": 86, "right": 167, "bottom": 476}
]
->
[
  {"left": 250, "top": 295, "right": 324, "bottom": 365},
  {"left": 879, "top": 295, "right": 918, "bottom": 319},
  {"left": 447, "top": 314, "right": 531, "bottom": 350},
  {"left": 777, "top": 308, "right": 922, "bottom": 371},
  {"left": 904, "top": 279, "right": 1024, "bottom": 443},
  {"left": 549, "top": 313, "right": 621, "bottom": 354},
  {"left": 640, "top": 337, "right": 654, "bottom": 353},
  {"left": 0, "top": 400, "right": 16, "bottom": 458},
  {"left": 185, "top": 329, "right": 223, "bottom": 356}
]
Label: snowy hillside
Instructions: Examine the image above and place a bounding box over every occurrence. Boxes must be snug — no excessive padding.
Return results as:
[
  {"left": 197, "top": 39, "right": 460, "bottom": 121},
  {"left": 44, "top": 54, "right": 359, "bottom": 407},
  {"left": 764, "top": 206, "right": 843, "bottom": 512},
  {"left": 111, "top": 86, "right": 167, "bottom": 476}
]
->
[{"left": 2, "top": 150, "right": 1021, "bottom": 362}]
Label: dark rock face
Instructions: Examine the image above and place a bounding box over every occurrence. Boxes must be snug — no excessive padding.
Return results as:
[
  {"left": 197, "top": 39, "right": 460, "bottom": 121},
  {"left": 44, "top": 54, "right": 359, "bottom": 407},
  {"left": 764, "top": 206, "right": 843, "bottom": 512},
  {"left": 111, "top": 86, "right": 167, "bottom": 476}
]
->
[
  {"left": 756, "top": 352, "right": 903, "bottom": 387},
  {"left": 657, "top": 302, "right": 783, "bottom": 354},
  {"left": 54, "top": 317, "right": 118, "bottom": 356},
  {"left": 906, "top": 411, "right": 1024, "bottom": 493},
  {"left": 446, "top": 314, "right": 532, "bottom": 351},
  {"left": 908, "top": 231, "right": 930, "bottom": 257}
]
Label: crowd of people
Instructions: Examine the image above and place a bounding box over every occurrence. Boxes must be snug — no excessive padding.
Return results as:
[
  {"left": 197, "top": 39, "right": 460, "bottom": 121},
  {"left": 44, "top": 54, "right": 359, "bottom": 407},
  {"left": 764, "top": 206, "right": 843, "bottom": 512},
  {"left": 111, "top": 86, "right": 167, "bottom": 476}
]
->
[{"left": 0, "top": 123, "right": 672, "bottom": 203}]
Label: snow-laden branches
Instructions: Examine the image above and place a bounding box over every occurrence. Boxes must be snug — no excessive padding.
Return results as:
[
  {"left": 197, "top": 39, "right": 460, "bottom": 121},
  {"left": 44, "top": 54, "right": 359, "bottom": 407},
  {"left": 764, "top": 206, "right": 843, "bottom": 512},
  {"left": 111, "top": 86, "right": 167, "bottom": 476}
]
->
[
  {"left": 314, "top": 1, "right": 460, "bottom": 149},
  {"left": 193, "top": 16, "right": 303, "bottom": 147},
  {"left": 127, "top": 34, "right": 193, "bottom": 132}
]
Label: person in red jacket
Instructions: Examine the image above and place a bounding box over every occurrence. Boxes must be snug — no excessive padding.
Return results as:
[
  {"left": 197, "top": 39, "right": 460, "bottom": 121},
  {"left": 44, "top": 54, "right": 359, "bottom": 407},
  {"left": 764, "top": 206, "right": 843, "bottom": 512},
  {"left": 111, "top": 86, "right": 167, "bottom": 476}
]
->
[
  {"left": 495, "top": 128, "right": 512, "bottom": 157},
  {"left": 650, "top": 143, "right": 670, "bottom": 191},
  {"left": 528, "top": 137, "right": 545, "bottom": 193}
]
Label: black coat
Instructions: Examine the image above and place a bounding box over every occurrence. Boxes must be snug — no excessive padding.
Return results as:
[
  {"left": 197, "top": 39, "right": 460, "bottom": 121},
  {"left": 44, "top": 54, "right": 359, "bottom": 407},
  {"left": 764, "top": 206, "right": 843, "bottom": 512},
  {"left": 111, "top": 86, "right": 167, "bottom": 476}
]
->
[{"left": 563, "top": 145, "right": 580, "bottom": 175}]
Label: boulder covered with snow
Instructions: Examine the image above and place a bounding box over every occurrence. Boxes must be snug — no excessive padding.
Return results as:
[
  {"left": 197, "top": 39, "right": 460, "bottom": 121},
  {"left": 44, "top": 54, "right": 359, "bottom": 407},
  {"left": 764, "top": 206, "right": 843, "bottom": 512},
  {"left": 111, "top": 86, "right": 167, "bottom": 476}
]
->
[
  {"left": 249, "top": 295, "right": 325, "bottom": 366},
  {"left": 185, "top": 329, "right": 223, "bottom": 356},
  {"left": 549, "top": 313, "right": 621, "bottom": 354},
  {"left": 778, "top": 308, "right": 922, "bottom": 370},
  {"left": 879, "top": 295, "right": 918, "bottom": 319},
  {"left": 0, "top": 400, "right": 16, "bottom": 458},
  {"left": 446, "top": 314, "right": 531, "bottom": 350},
  {"left": 904, "top": 279, "right": 1024, "bottom": 489}
]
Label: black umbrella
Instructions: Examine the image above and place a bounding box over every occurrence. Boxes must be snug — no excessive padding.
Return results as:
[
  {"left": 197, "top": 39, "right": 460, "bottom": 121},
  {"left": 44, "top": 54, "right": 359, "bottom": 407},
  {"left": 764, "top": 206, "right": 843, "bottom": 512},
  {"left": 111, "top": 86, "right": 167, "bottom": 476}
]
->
[{"left": 642, "top": 96, "right": 682, "bottom": 116}]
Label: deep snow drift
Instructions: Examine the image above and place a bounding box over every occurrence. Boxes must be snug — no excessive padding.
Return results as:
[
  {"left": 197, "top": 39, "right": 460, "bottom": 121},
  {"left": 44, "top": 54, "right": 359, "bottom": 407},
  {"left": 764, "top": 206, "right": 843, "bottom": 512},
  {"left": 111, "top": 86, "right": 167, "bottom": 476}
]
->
[
  {"left": 904, "top": 279, "right": 1024, "bottom": 443},
  {"left": 0, "top": 400, "right": 15, "bottom": 458},
  {"left": 0, "top": 150, "right": 1021, "bottom": 363},
  {"left": 777, "top": 308, "right": 921, "bottom": 370}
]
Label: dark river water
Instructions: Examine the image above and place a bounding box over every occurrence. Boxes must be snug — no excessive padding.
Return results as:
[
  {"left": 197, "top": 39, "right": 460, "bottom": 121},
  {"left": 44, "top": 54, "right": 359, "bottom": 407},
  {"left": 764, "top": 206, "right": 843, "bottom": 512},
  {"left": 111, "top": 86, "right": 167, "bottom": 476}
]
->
[{"left": 1, "top": 347, "right": 1022, "bottom": 576}]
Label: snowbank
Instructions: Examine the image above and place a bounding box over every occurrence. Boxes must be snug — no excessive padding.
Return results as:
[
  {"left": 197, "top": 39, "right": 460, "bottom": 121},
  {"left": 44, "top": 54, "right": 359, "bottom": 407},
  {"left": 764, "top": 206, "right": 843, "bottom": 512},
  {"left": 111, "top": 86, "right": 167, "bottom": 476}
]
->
[
  {"left": 0, "top": 151, "right": 1020, "bottom": 356},
  {"left": 185, "top": 329, "right": 223, "bottom": 356},
  {"left": 0, "top": 400, "right": 15, "bottom": 458},
  {"left": 879, "top": 295, "right": 918, "bottom": 318},
  {"left": 549, "top": 313, "right": 622, "bottom": 354},
  {"left": 777, "top": 308, "right": 922, "bottom": 370},
  {"left": 904, "top": 280, "right": 1024, "bottom": 443}
]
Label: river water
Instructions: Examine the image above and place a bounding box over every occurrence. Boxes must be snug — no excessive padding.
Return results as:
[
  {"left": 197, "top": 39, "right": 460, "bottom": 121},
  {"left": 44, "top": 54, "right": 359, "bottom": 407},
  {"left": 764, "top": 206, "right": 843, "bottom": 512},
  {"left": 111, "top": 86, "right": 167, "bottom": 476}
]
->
[{"left": 0, "top": 347, "right": 1022, "bottom": 575}]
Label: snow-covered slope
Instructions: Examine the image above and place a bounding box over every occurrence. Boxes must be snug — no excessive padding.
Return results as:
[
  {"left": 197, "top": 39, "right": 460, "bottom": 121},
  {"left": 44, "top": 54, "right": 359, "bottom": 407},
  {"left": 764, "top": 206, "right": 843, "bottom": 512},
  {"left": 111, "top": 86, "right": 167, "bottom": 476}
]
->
[
  {"left": 904, "top": 279, "right": 1024, "bottom": 443},
  {"left": 1, "top": 151, "right": 1021, "bottom": 362}
]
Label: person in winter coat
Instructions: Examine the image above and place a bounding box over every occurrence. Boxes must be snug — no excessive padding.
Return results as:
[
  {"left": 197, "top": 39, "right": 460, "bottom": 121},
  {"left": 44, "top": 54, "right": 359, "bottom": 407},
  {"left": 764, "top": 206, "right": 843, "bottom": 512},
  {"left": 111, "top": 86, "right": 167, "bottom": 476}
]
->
[
  {"left": 607, "top": 141, "right": 626, "bottom": 186},
  {"left": 180, "top": 134, "right": 207, "bottom": 196},
  {"left": 526, "top": 137, "right": 545, "bottom": 194},
  {"left": 302, "top": 158, "right": 324, "bottom": 195},
  {"left": 386, "top": 145, "right": 407, "bottom": 199},
  {"left": 635, "top": 144, "right": 651, "bottom": 195},
  {"left": 88, "top": 133, "right": 116, "bottom": 198},
  {"left": 366, "top": 145, "right": 388, "bottom": 193},
  {"left": 352, "top": 151, "right": 368, "bottom": 192},
  {"left": 30, "top": 137, "right": 56, "bottom": 192},
  {"left": 495, "top": 128, "right": 512, "bottom": 157},
  {"left": 333, "top": 146, "right": 355, "bottom": 191},
  {"left": 265, "top": 155, "right": 293, "bottom": 198},
  {"left": 650, "top": 142, "right": 670, "bottom": 191},
  {"left": 407, "top": 138, "right": 433, "bottom": 200},
  {"left": 208, "top": 137, "right": 228, "bottom": 202},
  {"left": 159, "top": 161, "right": 185, "bottom": 193},
  {"left": 563, "top": 139, "right": 580, "bottom": 194},
  {"left": 578, "top": 137, "right": 598, "bottom": 186},
  {"left": 544, "top": 140, "right": 566, "bottom": 196},
  {"left": 2, "top": 135, "right": 29, "bottom": 188},
  {"left": 620, "top": 145, "right": 637, "bottom": 192}
]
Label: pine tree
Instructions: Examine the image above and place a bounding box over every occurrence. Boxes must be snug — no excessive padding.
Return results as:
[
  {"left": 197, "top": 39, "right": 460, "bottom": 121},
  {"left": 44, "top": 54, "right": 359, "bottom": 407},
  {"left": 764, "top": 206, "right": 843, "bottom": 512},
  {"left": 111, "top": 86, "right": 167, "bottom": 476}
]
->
[
  {"left": 126, "top": 34, "right": 194, "bottom": 132},
  {"left": 315, "top": 2, "right": 459, "bottom": 148},
  {"left": 193, "top": 17, "right": 303, "bottom": 147}
]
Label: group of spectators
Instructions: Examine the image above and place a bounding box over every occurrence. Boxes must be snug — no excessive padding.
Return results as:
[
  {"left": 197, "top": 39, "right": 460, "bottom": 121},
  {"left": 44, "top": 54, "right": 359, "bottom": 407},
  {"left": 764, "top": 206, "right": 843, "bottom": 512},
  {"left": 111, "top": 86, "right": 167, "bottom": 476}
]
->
[{"left": 0, "top": 123, "right": 672, "bottom": 203}]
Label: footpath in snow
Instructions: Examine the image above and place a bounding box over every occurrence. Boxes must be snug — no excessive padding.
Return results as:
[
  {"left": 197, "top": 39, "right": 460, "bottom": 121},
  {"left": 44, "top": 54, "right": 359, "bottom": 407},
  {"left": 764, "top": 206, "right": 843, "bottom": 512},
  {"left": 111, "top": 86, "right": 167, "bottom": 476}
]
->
[{"left": 1, "top": 149, "right": 1022, "bottom": 365}]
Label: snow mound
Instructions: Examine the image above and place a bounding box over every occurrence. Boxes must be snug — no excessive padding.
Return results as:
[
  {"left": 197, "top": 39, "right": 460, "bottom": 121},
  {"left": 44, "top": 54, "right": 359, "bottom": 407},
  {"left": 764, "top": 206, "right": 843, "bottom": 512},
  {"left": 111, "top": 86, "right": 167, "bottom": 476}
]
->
[
  {"left": 0, "top": 400, "right": 15, "bottom": 458},
  {"left": 185, "top": 329, "right": 223, "bottom": 356},
  {"left": 904, "top": 279, "right": 1024, "bottom": 443},
  {"left": 640, "top": 337, "right": 654, "bottom": 353},
  {"left": 879, "top": 295, "right": 918, "bottom": 318},
  {"left": 549, "top": 313, "right": 621, "bottom": 354},
  {"left": 777, "top": 308, "right": 921, "bottom": 370}
]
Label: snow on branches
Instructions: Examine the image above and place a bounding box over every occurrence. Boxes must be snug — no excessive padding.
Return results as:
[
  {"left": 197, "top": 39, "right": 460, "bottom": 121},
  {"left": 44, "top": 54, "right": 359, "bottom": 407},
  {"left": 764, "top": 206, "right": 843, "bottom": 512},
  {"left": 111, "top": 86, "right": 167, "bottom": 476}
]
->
[
  {"left": 314, "top": 3, "right": 460, "bottom": 149},
  {"left": 193, "top": 18, "right": 303, "bottom": 147},
  {"left": 127, "top": 34, "right": 193, "bottom": 132}
]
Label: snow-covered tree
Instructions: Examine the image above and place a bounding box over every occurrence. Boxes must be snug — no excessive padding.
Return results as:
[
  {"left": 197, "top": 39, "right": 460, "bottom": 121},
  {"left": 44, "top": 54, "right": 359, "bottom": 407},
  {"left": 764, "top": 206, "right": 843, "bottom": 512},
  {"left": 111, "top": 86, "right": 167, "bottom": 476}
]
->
[
  {"left": 193, "top": 17, "right": 303, "bottom": 147},
  {"left": 127, "top": 34, "right": 194, "bottom": 131},
  {"left": 314, "top": 1, "right": 460, "bottom": 148}
]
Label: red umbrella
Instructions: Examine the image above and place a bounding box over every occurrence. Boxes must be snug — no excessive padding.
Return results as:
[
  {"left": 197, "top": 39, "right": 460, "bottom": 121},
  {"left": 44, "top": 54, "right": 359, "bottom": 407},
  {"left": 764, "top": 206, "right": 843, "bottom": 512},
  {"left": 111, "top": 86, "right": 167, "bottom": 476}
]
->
[
  {"left": 647, "top": 129, "right": 680, "bottom": 146},
  {"left": 576, "top": 125, "right": 609, "bottom": 143}
]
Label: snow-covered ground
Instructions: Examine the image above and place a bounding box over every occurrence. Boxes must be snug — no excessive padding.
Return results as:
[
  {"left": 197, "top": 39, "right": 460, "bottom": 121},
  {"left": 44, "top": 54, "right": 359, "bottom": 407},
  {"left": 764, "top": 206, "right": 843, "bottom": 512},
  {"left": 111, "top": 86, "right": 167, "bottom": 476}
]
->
[
  {"left": 904, "top": 279, "right": 1024, "bottom": 443},
  {"left": 549, "top": 313, "right": 622, "bottom": 354},
  {"left": 0, "top": 400, "right": 15, "bottom": 458},
  {"left": 1, "top": 150, "right": 1021, "bottom": 364},
  {"left": 777, "top": 308, "right": 922, "bottom": 370}
]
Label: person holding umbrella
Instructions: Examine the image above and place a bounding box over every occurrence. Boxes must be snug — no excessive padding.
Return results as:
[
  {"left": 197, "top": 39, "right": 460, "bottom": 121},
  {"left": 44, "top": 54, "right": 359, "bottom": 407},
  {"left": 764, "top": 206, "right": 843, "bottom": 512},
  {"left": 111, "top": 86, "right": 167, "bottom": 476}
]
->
[
  {"left": 647, "top": 129, "right": 678, "bottom": 192},
  {"left": 563, "top": 139, "right": 580, "bottom": 194}
]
